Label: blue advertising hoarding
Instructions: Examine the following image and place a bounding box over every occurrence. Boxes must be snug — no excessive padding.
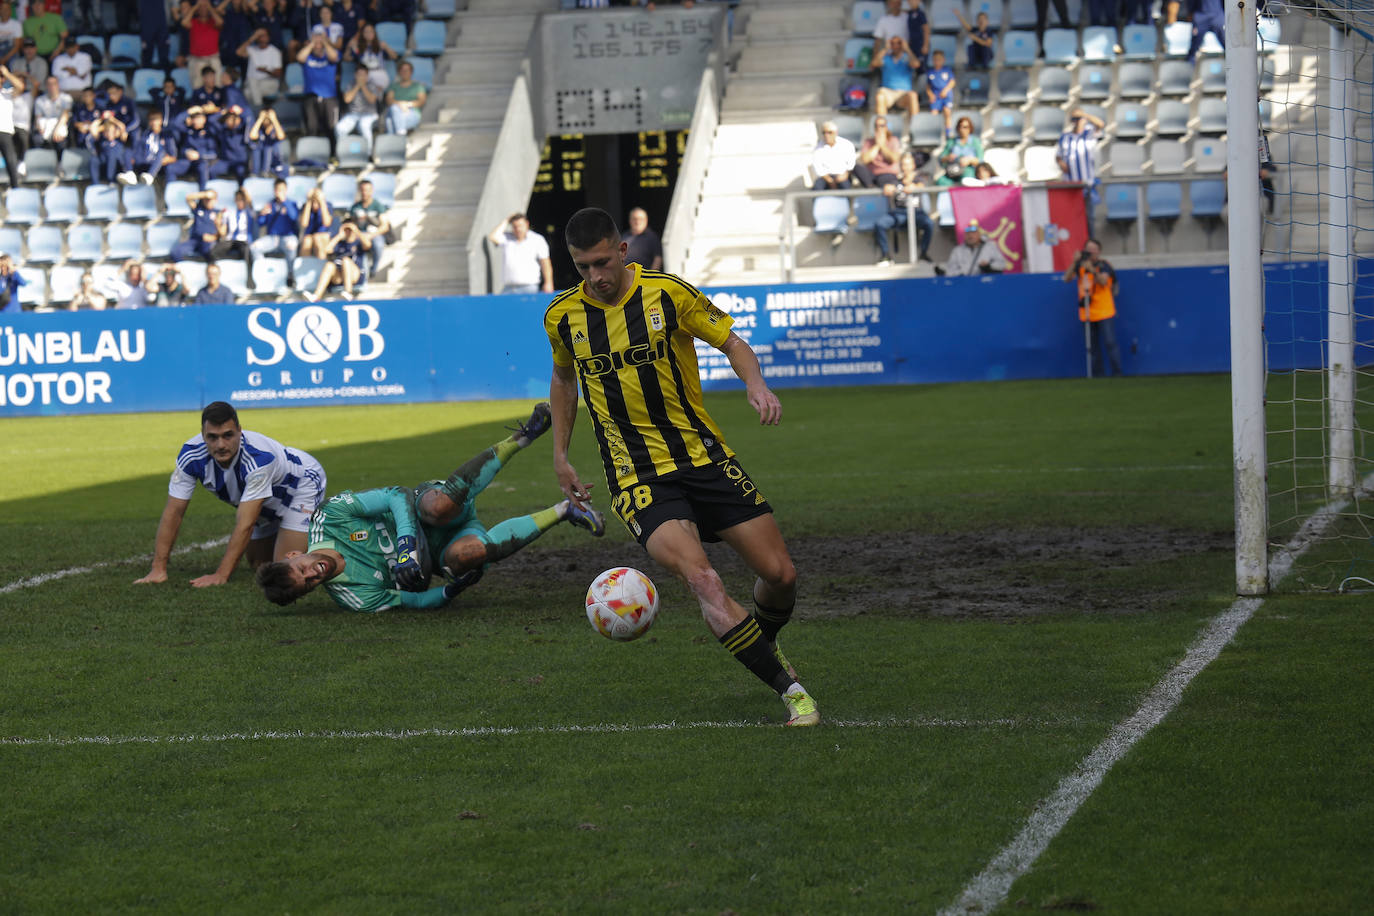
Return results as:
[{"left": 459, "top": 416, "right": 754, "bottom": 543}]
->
[{"left": 0, "top": 260, "right": 1364, "bottom": 418}]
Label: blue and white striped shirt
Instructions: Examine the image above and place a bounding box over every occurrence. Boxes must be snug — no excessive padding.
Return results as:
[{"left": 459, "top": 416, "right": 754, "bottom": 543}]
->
[
  {"left": 1056, "top": 126, "right": 1098, "bottom": 184},
  {"left": 168, "top": 430, "right": 324, "bottom": 525}
]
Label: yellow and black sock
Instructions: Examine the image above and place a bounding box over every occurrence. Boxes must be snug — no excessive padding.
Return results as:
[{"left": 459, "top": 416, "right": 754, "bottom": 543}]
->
[
  {"left": 752, "top": 597, "right": 794, "bottom": 643},
  {"left": 719, "top": 617, "right": 793, "bottom": 694}
]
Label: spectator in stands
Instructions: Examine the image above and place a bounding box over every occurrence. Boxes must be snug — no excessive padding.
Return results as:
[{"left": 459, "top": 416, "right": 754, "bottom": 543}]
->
[
  {"left": 373, "top": 0, "right": 418, "bottom": 33},
  {"left": 69, "top": 271, "right": 108, "bottom": 310},
  {"left": 811, "top": 120, "right": 856, "bottom": 190},
  {"left": 0, "top": 2, "right": 22, "bottom": 66},
  {"left": 905, "top": 0, "right": 931, "bottom": 63},
  {"left": 335, "top": 66, "right": 379, "bottom": 155},
  {"left": 182, "top": 0, "right": 226, "bottom": 81},
  {"left": 165, "top": 105, "right": 222, "bottom": 188},
  {"left": 297, "top": 31, "right": 340, "bottom": 156},
  {"left": 872, "top": 0, "right": 908, "bottom": 56},
  {"left": 1119, "top": 0, "right": 1151, "bottom": 26},
  {"left": 253, "top": 0, "right": 287, "bottom": 49},
  {"left": 873, "top": 36, "right": 919, "bottom": 119},
  {"left": 1055, "top": 108, "right": 1104, "bottom": 228},
  {"left": 936, "top": 115, "right": 983, "bottom": 185},
  {"left": 334, "top": 0, "right": 365, "bottom": 46},
  {"left": 938, "top": 222, "right": 1007, "bottom": 276},
  {"left": 874, "top": 151, "right": 934, "bottom": 266},
  {"left": 854, "top": 115, "right": 902, "bottom": 191},
  {"left": 192, "top": 262, "right": 237, "bottom": 304},
  {"left": 33, "top": 73, "right": 68, "bottom": 149},
  {"left": 622, "top": 206, "right": 662, "bottom": 271},
  {"left": 218, "top": 0, "right": 255, "bottom": 74},
  {"left": 1063, "top": 238, "right": 1122, "bottom": 376},
  {"left": 348, "top": 177, "right": 391, "bottom": 278},
  {"left": 312, "top": 4, "right": 345, "bottom": 51},
  {"left": 215, "top": 103, "right": 251, "bottom": 180},
  {"left": 298, "top": 186, "right": 334, "bottom": 257},
  {"left": 21, "top": 0, "right": 65, "bottom": 59},
  {"left": 304, "top": 217, "right": 369, "bottom": 300},
  {"left": 70, "top": 85, "right": 98, "bottom": 144},
  {"left": 50, "top": 36, "right": 90, "bottom": 93},
  {"left": 284, "top": 0, "right": 316, "bottom": 59},
  {"left": 1034, "top": 0, "right": 1072, "bottom": 57},
  {"left": 955, "top": 9, "right": 994, "bottom": 71},
  {"left": 190, "top": 65, "right": 225, "bottom": 113},
  {"left": 345, "top": 21, "right": 399, "bottom": 93},
  {"left": 384, "top": 59, "right": 426, "bottom": 136},
  {"left": 251, "top": 176, "right": 300, "bottom": 264},
  {"left": 923, "top": 48, "right": 955, "bottom": 136},
  {"left": 237, "top": 27, "right": 283, "bottom": 108},
  {"left": 487, "top": 212, "right": 553, "bottom": 295},
  {"left": 1188, "top": 0, "right": 1224, "bottom": 63},
  {"left": 11, "top": 38, "right": 49, "bottom": 89},
  {"left": 214, "top": 186, "right": 256, "bottom": 262},
  {"left": 0, "top": 65, "right": 22, "bottom": 187},
  {"left": 219, "top": 66, "right": 253, "bottom": 118},
  {"left": 98, "top": 81, "right": 139, "bottom": 134},
  {"left": 153, "top": 261, "right": 188, "bottom": 306},
  {"left": 92, "top": 116, "right": 138, "bottom": 185},
  {"left": 247, "top": 103, "right": 288, "bottom": 177},
  {"left": 964, "top": 160, "right": 1006, "bottom": 185},
  {"left": 0, "top": 253, "right": 27, "bottom": 312},
  {"left": 132, "top": 109, "right": 177, "bottom": 183},
  {"left": 172, "top": 188, "right": 226, "bottom": 261},
  {"left": 151, "top": 76, "right": 186, "bottom": 124},
  {"left": 1088, "top": 0, "right": 1114, "bottom": 27},
  {"left": 9, "top": 69, "right": 29, "bottom": 162},
  {"left": 109, "top": 260, "right": 155, "bottom": 308},
  {"left": 140, "top": 0, "right": 172, "bottom": 69}
]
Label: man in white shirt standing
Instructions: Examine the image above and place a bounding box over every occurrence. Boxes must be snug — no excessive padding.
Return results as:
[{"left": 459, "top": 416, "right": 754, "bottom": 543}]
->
[
  {"left": 487, "top": 212, "right": 553, "bottom": 295},
  {"left": 0, "top": 1, "right": 24, "bottom": 66},
  {"left": 236, "top": 27, "right": 282, "bottom": 108},
  {"left": 50, "top": 36, "right": 91, "bottom": 93},
  {"left": 0, "top": 64, "right": 21, "bottom": 186}
]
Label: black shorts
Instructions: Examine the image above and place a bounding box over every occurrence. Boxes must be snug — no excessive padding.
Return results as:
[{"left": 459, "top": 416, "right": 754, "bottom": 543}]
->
[{"left": 610, "top": 457, "right": 773, "bottom": 547}]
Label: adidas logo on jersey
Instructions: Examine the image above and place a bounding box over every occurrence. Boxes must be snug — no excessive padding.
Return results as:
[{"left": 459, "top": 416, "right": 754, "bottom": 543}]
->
[{"left": 573, "top": 330, "right": 588, "bottom": 344}]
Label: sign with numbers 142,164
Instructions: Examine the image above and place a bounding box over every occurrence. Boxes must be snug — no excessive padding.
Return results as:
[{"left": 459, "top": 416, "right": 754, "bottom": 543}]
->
[{"left": 539, "top": 8, "right": 724, "bottom": 135}]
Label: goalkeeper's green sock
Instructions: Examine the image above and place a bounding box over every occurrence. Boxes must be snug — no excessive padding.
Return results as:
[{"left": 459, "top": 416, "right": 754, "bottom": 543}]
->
[
  {"left": 478, "top": 506, "right": 563, "bottom": 562},
  {"left": 440, "top": 438, "right": 521, "bottom": 506}
]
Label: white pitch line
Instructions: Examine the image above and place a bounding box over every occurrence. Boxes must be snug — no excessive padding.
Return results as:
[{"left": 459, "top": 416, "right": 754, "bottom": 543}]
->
[
  {"left": 0, "top": 537, "right": 230, "bottom": 595},
  {"left": 0, "top": 716, "right": 1070, "bottom": 748},
  {"left": 937, "top": 479, "right": 1368, "bottom": 916}
]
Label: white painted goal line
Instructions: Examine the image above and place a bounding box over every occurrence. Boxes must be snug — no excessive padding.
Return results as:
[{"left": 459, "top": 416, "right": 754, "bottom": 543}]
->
[
  {"left": 937, "top": 476, "right": 1373, "bottom": 916},
  {"left": 0, "top": 536, "right": 230, "bottom": 596}
]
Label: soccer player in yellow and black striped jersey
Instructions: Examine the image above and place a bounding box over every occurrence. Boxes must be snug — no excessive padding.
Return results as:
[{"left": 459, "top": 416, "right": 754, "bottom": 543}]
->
[{"left": 546, "top": 207, "right": 819, "bottom": 727}]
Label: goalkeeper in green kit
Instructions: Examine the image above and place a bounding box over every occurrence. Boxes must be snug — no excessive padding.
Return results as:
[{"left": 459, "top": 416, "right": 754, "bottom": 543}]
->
[{"left": 255, "top": 404, "right": 605, "bottom": 612}]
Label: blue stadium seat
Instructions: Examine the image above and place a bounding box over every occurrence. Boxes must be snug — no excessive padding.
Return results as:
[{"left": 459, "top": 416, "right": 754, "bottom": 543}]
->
[
  {"left": 207, "top": 178, "right": 240, "bottom": 205},
  {"left": 293, "top": 136, "right": 331, "bottom": 168},
  {"left": 1078, "top": 64, "right": 1112, "bottom": 101},
  {"left": 1190, "top": 179, "right": 1227, "bottom": 246},
  {"left": 1007, "top": 0, "right": 1038, "bottom": 29},
  {"left": 122, "top": 183, "right": 158, "bottom": 220},
  {"left": 372, "top": 134, "right": 407, "bottom": 169},
  {"left": 321, "top": 173, "right": 358, "bottom": 209},
  {"left": 170, "top": 66, "right": 192, "bottom": 93},
  {"left": 25, "top": 225, "right": 64, "bottom": 264},
  {"left": 0, "top": 225, "right": 21, "bottom": 256},
  {"left": 167, "top": 33, "right": 181, "bottom": 61},
  {"left": 242, "top": 176, "right": 276, "bottom": 205},
  {"left": 1258, "top": 15, "right": 1281, "bottom": 52},
  {"left": 291, "top": 256, "right": 325, "bottom": 291},
  {"left": 106, "top": 222, "right": 145, "bottom": 260},
  {"left": 178, "top": 260, "right": 208, "bottom": 293},
  {"left": 83, "top": 184, "right": 121, "bottom": 221},
  {"left": 366, "top": 171, "right": 397, "bottom": 207},
  {"left": 1113, "top": 103, "right": 1148, "bottom": 139},
  {"left": 1001, "top": 30, "right": 1037, "bottom": 67},
  {"left": 1030, "top": 106, "right": 1064, "bottom": 143},
  {"left": 812, "top": 196, "right": 849, "bottom": 236},
  {"left": 273, "top": 98, "right": 303, "bottom": 131},
  {"left": 92, "top": 263, "right": 123, "bottom": 295},
  {"left": 43, "top": 185, "right": 80, "bottom": 223},
  {"left": 339, "top": 60, "right": 358, "bottom": 88},
  {"left": 4, "top": 187, "right": 40, "bottom": 223},
  {"left": 59, "top": 147, "right": 92, "bottom": 181},
  {"left": 1149, "top": 140, "right": 1186, "bottom": 174},
  {"left": 1163, "top": 21, "right": 1192, "bottom": 57},
  {"left": 132, "top": 68, "right": 163, "bottom": 103},
  {"left": 967, "top": 0, "right": 1002, "bottom": 29},
  {"left": 908, "top": 112, "right": 945, "bottom": 149},
  {"left": 1146, "top": 180, "right": 1183, "bottom": 247},
  {"left": 17, "top": 266, "right": 44, "bottom": 306},
  {"left": 996, "top": 68, "right": 1030, "bottom": 103},
  {"left": 1196, "top": 97, "right": 1227, "bottom": 134},
  {"left": 108, "top": 33, "right": 141, "bottom": 68},
  {"left": 935, "top": 190, "right": 955, "bottom": 227},
  {"left": 251, "top": 257, "right": 290, "bottom": 296},
  {"left": 1081, "top": 27, "right": 1116, "bottom": 62},
  {"left": 412, "top": 19, "right": 446, "bottom": 56},
  {"left": 425, "top": 0, "right": 457, "bottom": 18},
  {"left": 929, "top": 0, "right": 964, "bottom": 32},
  {"left": 1200, "top": 58, "right": 1227, "bottom": 93},
  {"left": 1037, "top": 66, "right": 1071, "bottom": 103},
  {"left": 1105, "top": 183, "right": 1140, "bottom": 251},
  {"left": 1192, "top": 138, "right": 1226, "bottom": 173},
  {"left": 929, "top": 33, "right": 958, "bottom": 67},
  {"left": 990, "top": 108, "right": 1024, "bottom": 145},
  {"left": 283, "top": 62, "right": 305, "bottom": 96},
  {"left": 405, "top": 56, "right": 434, "bottom": 88},
  {"left": 22, "top": 148, "right": 58, "bottom": 183},
  {"left": 852, "top": 195, "right": 888, "bottom": 231},
  {"left": 843, "top": 37, "right": 873, "bottom": 74},
  {"left": 336, "top": 135, "right": 371, "bottom": 170},
  {"left": 1118, "top": 61, "right": 1154, "bottom": 99},
  {"left": 66, "top": 224, "right": 104, "bottom": 261},
  {"left": 49, "top": 265, "right": 84, "bottom": 303},
  {"left": 163, "top": 180, "right": 196, "bottom": 216},
  {"left": 1154, "top": 100, "right": 1189, "bottom": 137},
  {"left": 851, "top": 0, "right": 883, "bottom": 36},
  {"left": 377, "top": 21, "right": 408, "bottom": 51},
  {"left": 1197, "top": 29, "right": 1223, "bottom": 57},
  {"left": 145, "top": 220, "right": 183, "bottom": 259},
  {"left": 285, "top": 174, "right": 316, "bottom": 205},
  {"left": 93, "top": 69, "right": 126, "bottom": 90},
  {"left": 1042, "top": 28, "right": 1078, "bottom": 64},
  {"left": 1158, "top": 60, "right": 1194, "bottom": 96},
  {"left": 1120, "top": 24, "right": 1156, "bottom": 60},
  {"left": 961, "top": 72, "right": 990, "bottom": 107},
  {"left": 217, "top": 259, "right": 250, "bottom": 296}
]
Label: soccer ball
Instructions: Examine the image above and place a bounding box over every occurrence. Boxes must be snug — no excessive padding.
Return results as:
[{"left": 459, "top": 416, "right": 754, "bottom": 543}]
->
[{"left": 585, "top": 567, "right": 660, "bottom": 641}]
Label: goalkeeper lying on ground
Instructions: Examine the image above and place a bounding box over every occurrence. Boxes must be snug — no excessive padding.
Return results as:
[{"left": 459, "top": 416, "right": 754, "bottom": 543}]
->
[{"left": 255, "top": 404, "right": 604, "bottom": 611}]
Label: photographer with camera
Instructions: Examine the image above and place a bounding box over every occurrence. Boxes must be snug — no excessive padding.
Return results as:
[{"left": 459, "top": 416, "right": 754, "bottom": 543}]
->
[
  {"left": 1062, "top": 238, "right": 1123, "bottom": 377},
  {"left": 304, "top": 217, "right": 369, "bottom": 301}
]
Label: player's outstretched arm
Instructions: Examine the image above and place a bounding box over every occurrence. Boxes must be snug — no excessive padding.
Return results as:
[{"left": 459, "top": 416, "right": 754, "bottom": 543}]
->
[
  {"left": 719, "top": 332, "right": 781, "bottom": 426},
  {"left": 192, "top": 497, "right": 265, "bottom": 587},
  {"left": 134, "top": 496, "right": 191, "bottom": 584},
  {"left": 550, "top": 361, "right": 594, "bottom": 508}
]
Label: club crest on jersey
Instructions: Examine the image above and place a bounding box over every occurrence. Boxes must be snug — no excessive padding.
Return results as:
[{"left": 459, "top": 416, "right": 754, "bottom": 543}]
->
[
  {"left": 647, "top": 305, "right": 664, "bottom": 331},
  {"left": 349, "top": 530, "right": 369, "bottom": 542}
]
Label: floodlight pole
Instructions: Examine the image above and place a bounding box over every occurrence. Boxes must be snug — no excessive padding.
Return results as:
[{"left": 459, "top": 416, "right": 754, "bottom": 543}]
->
[
  {"left": 1226, "top": 0, "right": 1267, "bottom": 595},
  {"left": 1327, "top": 25, "right": 1356, "bottom": 498}
]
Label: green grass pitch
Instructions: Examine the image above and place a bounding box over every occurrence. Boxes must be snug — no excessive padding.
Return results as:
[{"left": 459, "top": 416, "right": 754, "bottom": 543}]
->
[{"left": 1, "top": 378, "right": 1369, "bottom": 913}]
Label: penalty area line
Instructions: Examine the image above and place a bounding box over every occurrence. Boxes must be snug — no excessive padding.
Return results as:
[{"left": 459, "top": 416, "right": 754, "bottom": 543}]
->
[
  {"left": 937, "top": 477, "right": 1370, "bottom": 916},
  {"left": 0, "top": 716, "right": 1075, "bottom": 749},
  {"left": 0, "top": 536, "right": 231, "bottom": 596}
]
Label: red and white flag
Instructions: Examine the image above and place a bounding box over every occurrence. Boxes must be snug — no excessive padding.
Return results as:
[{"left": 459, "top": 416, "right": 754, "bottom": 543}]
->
[
  {"left": 948, "top": 185, "right": 1026, "bottom": 273},
  {"left": 1022, "top": 184, "right": 1089, "bottom": 273}
]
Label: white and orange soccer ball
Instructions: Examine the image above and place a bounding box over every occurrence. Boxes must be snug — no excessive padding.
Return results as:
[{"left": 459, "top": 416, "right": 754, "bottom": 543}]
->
[{"left": 585, "top": 567, "right": 660, "bottom": 641}]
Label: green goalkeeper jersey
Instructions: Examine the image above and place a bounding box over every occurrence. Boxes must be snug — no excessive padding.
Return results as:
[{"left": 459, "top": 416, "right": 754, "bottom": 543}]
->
[{"left": 307, "top": 486, "right": 448, "bottom": 613}]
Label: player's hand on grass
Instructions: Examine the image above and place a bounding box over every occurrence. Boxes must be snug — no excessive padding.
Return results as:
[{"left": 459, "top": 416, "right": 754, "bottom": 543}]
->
[
  {"left": 555, "top": 458, "right": 594, "bottom": 509},
  {"left": 442, "top": 566, "right": 484, "bottom": 603},
  {"left": 190, "top": 572, "right": 229, "bottom": 588},
  {"left": 747, "top": 384, "right": 782, "bottom": 426},
  {"left": 393, "top": 535, "right": 426, "bottom": 591},
  {"left": 133, "top": 569, "right": 168, "bottom": 585}
]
